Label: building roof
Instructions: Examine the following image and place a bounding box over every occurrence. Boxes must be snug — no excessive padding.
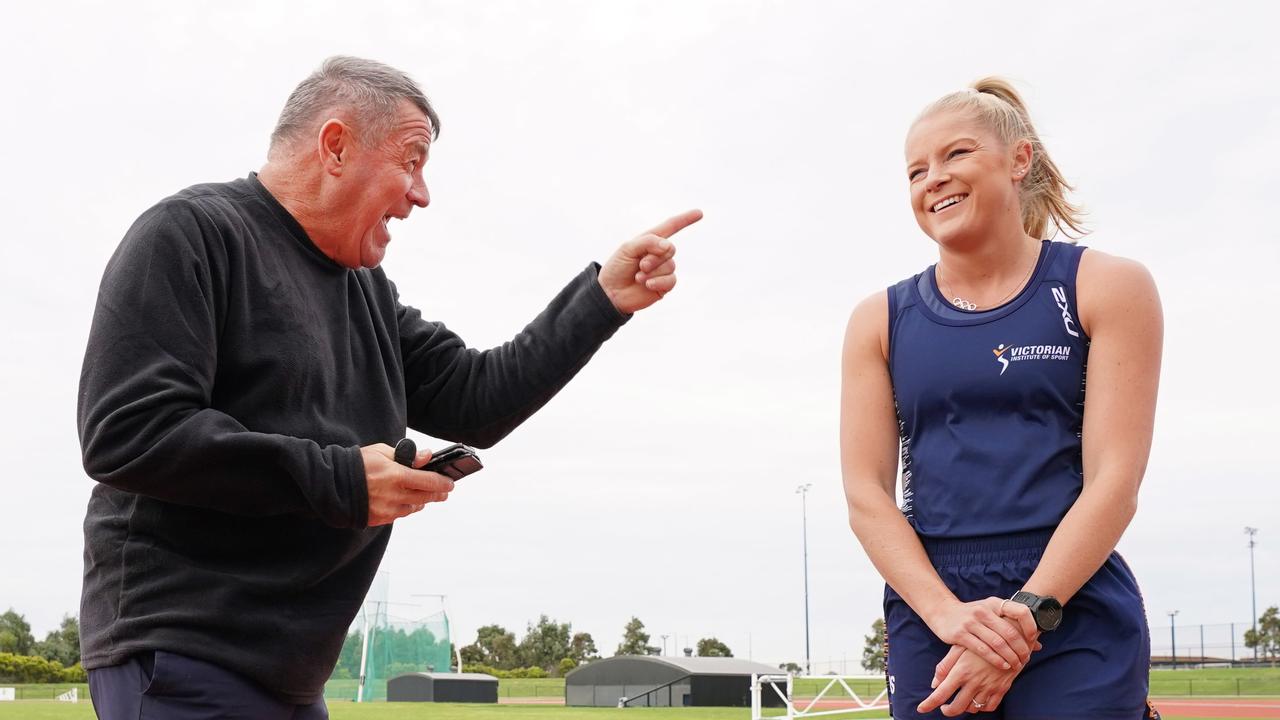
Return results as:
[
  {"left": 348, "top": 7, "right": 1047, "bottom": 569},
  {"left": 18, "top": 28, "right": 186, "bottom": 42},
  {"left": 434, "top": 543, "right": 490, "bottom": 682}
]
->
[
  {"left": 566, "top": 655, "right": 781, "bottom": 686},
  {"left": 643, "top": 656, "right": 784, "bottom": 676}
]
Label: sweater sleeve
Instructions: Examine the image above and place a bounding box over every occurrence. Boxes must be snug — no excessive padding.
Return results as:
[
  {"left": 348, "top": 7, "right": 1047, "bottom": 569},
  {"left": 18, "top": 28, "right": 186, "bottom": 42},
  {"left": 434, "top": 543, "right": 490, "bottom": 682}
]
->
[
  {"left": 397, "top": 264, "right": 629, "bottom": 448},
  {"left": 77, "top": 200, "right": 369, "bottom": 528}
]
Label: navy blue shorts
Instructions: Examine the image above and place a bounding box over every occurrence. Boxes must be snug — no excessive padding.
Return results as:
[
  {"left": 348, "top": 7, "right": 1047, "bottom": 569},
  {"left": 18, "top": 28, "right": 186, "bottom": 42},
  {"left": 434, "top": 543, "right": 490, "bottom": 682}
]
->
[
  {"left": 884, "top": 530, "right": 1159, "bottom": 720},
  {"left": 88, "top": 650, "right": 328, "bottom": 720}
]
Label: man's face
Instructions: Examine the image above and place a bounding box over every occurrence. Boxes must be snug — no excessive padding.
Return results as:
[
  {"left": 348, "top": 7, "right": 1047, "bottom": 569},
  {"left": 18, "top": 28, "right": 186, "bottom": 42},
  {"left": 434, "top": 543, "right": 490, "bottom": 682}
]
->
[{"left": 334, "top": 100, "right": 432, "bottom": 268}]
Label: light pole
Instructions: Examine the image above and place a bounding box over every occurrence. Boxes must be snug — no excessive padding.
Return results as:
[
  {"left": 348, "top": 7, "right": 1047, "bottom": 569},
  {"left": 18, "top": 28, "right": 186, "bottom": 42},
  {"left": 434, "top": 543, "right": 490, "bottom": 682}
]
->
[
  {"left": 1245, "top": 527, "right": 1258, "bottom": 663},
  {"left": 1168, "top": 611, "right": 1179, "bottom": 670},
  {"left": 796, "top": 483, "right": 813, "bottom": 676},
  {"left": 659, "top": 634, "right": 669, "bottom": 656}
]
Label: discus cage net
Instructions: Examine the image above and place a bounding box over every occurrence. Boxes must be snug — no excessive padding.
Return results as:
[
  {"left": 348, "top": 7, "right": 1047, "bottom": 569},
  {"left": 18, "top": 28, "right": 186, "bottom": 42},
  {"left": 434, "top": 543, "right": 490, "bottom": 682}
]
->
[{"left": 323, "top": 574, "right": 455, "bottom": 702}]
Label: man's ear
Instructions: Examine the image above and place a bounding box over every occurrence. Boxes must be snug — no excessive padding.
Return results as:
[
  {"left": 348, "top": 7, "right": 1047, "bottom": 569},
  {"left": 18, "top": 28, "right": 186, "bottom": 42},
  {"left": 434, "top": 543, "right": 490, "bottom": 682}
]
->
[{"left": 317, "top": 119, "right": 351, "bottom": 176}]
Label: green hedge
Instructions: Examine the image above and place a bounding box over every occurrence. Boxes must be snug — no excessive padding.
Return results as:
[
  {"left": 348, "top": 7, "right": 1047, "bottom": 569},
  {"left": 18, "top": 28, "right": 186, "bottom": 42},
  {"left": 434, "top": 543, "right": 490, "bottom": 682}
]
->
[
  {"left": 0, "top": 653, "right": 87, "bottom": 683},
  {"left": 461, "top": 663, "right": 549, "bottom": 678}
]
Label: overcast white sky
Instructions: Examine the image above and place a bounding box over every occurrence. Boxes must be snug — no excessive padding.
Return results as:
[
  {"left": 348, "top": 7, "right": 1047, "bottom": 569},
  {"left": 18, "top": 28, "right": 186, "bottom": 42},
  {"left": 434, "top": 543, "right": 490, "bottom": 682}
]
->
[{"left": 2, "top": 0, "right": 1277, "bottom": 671}]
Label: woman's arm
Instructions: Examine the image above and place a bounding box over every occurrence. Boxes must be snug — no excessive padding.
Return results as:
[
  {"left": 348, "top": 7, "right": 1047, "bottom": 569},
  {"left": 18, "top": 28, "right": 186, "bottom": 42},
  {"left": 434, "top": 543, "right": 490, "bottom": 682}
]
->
[
  {"left": 1017, "top": 250, "right": 1163, "bottom": 604},
  {"left": 842, "top": 292, "right": 1031, "bottom": 671}
]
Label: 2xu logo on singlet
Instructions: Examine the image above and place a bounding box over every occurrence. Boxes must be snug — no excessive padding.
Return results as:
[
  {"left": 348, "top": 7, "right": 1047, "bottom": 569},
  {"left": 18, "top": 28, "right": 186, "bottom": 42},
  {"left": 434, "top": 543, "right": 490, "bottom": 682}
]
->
[{"left": 991, "top": 286, "right": 1081, "bottom": 376}]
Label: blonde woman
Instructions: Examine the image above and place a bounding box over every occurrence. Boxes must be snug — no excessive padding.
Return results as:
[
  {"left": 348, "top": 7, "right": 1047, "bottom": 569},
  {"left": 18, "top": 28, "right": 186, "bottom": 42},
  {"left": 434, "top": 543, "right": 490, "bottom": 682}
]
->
[{"left": 841, "top": 79, "right": 1163, "bottom": 718}]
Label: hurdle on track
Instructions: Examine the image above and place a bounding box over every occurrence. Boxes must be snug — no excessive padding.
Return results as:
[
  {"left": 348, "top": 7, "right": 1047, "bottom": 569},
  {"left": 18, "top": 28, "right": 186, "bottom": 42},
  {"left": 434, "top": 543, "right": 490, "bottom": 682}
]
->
[{"left": 751, "top": 674, "right": 889, "bottom": 719}]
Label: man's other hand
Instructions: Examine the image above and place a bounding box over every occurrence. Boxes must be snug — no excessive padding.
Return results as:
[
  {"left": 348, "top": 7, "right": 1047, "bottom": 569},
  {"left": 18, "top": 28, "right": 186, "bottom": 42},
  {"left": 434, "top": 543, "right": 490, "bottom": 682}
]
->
[
  {"left": 361, "top": 443, "right": 455, "bottom": 526},
  {"left": 599, "top": 209, "right": 702, "bottom": 314}
]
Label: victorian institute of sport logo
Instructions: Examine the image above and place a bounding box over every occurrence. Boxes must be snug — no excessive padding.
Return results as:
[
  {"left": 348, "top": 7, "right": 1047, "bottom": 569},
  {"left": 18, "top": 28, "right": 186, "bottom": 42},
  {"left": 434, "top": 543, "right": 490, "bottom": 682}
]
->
[
  {"left": 991, "top": 343, "right": 1072, "bottom": 375},
  {"left": 991, "top": 285, "right": 1080, "bottom": 375}
]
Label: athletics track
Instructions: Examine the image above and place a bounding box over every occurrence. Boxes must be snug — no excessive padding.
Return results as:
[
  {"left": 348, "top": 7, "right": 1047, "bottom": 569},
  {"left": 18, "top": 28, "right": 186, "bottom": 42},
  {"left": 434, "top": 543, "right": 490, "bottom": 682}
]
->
[
  {"left": 1153, "top": 698, "right": 1280, "bottom": 719},
  {"left": 500, "top": 696, "right": 1280, "bottom": 718},
  {"left": 789, "top": 697, "right": 1280, "bottom": 718}
]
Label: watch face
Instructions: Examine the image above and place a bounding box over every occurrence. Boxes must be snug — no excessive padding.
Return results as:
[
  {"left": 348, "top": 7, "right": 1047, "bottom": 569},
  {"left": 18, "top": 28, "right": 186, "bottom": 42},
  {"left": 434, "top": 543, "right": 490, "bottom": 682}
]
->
[
  {"left": 1036, "top": 598, "right": 1063, "bottom": 631},
  {"left": 1012, "top": 592, "right": 1064, "bottom": 631}
]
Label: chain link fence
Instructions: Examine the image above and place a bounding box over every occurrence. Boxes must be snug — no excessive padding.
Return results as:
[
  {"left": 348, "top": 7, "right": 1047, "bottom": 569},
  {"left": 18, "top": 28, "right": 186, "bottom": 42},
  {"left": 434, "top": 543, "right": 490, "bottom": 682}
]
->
[{"left": 1151, "top": 620, "right": 1273, "bottom": 666}]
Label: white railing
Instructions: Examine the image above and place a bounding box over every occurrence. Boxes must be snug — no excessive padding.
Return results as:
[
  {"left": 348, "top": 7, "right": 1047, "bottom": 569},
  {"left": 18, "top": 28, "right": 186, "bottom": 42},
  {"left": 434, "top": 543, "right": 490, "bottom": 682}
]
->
[{"left": 751, "top": 674, "right": 888, "bottom": 720}]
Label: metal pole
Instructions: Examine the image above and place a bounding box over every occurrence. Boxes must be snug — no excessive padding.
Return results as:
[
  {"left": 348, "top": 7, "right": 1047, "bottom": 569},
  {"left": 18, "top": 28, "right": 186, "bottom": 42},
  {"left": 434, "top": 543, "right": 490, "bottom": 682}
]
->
[
  {"left": 1200, "top": 625, "right": 1204, "bottom": 666},
  {"left": 357, "top": 602, "right": 374, "bottom": 702},
  {"left": 1231, "top": 622, "right": 1236, "bottom": 663},
  {"left": 787, "top": 674, "right": 796, "bottom": 720},
  {"left": 1169, "top": 611, "right": 1179, "bottom": 670},
  {"left": 804, "top": 491, "right": 811, "bottom": 676},
  {"left": 1245, "top": 527, "right": 1258, "bottom": 663},
  {"left": 797, "top": 483, "right": 813, "bottom": 676}
]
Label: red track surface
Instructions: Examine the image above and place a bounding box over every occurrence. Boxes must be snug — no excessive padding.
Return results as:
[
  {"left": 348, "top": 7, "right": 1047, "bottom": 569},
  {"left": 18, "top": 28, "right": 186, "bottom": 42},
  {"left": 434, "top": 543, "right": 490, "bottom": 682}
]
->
[
  {"left": 1154, "top": 698, "right": 1280, "bottom": 719},
  {"left": 793, "top": 698, "right": 1280, "bottom": 719}
]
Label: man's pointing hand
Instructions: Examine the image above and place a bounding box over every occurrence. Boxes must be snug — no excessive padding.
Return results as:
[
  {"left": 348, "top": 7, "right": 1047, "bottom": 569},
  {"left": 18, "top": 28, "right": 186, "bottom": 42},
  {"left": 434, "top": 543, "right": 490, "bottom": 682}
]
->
[{"left": 598, "top": 209, "right": 703, "bottom": 314}]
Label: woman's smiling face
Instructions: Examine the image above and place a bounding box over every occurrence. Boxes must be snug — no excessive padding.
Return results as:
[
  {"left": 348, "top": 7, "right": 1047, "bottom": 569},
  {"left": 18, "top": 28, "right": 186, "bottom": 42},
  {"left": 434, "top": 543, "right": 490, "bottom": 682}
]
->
[{"left": 905, "top": 109, "right": 1029, "bottom": 250}]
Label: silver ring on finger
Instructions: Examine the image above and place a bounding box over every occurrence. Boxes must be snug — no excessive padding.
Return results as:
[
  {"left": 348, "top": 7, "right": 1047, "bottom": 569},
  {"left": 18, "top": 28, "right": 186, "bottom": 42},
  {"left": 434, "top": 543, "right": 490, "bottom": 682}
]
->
[
  {"left": 970, "top": 699, "right": 985, "bottom": 709},
  {"left": 998, "top": 599, "right": 1009, "bottom": 615}
]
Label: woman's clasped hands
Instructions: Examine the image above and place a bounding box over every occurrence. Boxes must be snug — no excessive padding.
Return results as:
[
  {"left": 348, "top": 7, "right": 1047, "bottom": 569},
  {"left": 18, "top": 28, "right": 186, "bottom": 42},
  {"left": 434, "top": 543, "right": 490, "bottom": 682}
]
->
[{"left": 918, "top": 596, "right": 1043, "bottom": 715}]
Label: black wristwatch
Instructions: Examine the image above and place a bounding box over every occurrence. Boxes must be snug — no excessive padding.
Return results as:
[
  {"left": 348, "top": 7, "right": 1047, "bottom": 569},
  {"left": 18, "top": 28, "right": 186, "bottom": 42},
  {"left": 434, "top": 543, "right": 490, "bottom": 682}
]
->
[{"left": 1010, "top": 591, "right": 1063, "bottom": 632}]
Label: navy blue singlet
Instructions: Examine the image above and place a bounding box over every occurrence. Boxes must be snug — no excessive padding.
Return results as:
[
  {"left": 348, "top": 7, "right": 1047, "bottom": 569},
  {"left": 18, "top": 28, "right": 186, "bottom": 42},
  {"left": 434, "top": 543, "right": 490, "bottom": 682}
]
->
[{"left": 888, "top": 240, "right": 1090, "bottom": 539}]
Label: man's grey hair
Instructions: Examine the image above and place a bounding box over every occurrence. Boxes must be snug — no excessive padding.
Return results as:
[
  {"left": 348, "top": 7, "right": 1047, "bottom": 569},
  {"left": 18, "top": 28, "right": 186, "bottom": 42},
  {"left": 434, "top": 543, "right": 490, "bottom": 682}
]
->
[{"left": 269, "top": 56, "right": 440, "bottom": 152}]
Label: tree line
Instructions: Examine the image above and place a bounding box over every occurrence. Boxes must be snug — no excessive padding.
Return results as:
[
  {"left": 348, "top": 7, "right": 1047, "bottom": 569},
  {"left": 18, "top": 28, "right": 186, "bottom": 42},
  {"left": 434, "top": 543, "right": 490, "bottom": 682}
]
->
[
  {"left": 0, "top": 610, "right": 85, "bottom": 683},
  {"left": 457, "top": 615, "right": 734, "bottom": 678},
  {"left": 1244, "top": 606, "right": 1280, "bottom": 659}
]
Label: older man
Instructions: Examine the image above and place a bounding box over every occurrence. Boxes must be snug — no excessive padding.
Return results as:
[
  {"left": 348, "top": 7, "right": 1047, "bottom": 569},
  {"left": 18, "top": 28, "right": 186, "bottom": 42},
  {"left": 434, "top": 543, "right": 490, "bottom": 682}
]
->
[{"left": 78, "top": 56, "right": 699, "bottom": 719}]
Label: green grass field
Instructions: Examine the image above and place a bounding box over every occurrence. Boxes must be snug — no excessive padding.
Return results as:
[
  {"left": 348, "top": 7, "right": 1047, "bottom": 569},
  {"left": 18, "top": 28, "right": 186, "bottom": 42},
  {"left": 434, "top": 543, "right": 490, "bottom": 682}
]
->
[
  {"left": 1149, "top": 666, "right": 1280, "bottom": 695},
  {"left": 0, "top": 705, "right": 884, "bottom": 720},
  {"left": 10, "top": 670, "right": 1279, "bottom": 703},
  {"left": 331, "top": 669, "right": 1280, "bottom": 699},
  {"left": 0, "top": 699, "right": 1267, "bottom": 720},
  {"left": 3, "top": 668, "right": 1276, "bottom": 719}
]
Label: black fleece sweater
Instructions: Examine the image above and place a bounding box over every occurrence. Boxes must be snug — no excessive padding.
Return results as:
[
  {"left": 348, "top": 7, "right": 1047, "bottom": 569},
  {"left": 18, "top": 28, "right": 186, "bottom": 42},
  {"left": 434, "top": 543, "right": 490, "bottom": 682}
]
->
[{"left": 77, "top": 174, "right": 627, "bottom": 702}]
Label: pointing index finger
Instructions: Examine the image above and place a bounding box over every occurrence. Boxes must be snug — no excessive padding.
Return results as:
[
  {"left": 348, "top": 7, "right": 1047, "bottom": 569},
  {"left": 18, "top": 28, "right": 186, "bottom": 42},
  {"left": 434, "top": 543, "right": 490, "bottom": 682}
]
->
[{"left": 645, "top": 209, "right": 703, "bottom": 239}]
